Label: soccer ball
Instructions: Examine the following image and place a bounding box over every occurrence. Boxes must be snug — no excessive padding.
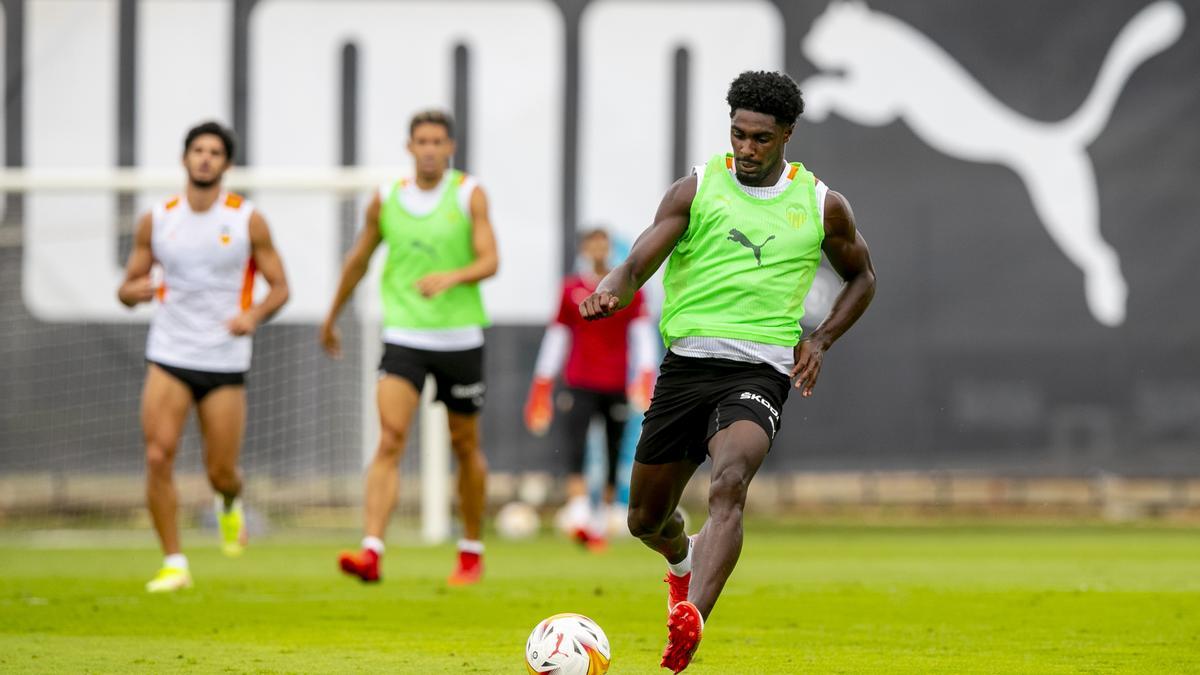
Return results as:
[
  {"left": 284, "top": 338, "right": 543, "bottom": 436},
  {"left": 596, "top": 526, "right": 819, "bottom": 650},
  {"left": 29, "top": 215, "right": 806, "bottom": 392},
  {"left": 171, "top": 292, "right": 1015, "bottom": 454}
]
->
[
  {"left": 496, "top": 501, "right": 540, "bottom": 540},
  {"left": 524, "top": 613, "right": 611, "bottom": 675}
]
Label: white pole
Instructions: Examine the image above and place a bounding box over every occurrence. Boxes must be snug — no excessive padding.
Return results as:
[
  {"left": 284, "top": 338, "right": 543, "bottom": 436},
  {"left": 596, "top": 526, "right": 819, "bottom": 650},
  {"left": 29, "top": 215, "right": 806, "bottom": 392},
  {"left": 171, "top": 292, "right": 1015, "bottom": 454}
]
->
[
  {"left": 359, "top": 320, "right": 381, "bottom": 469},
  {"left": 420, "top": 376, "right": 451, "bottom": 544}
]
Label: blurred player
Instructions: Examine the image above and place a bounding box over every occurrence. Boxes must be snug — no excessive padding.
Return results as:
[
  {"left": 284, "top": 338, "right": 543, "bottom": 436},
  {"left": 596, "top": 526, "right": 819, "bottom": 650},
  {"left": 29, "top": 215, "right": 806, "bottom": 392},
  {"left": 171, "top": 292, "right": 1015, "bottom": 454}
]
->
[
  {"left": 321, "top": 110, "right": 498, "bottom": 585},
  {"left": 117, "top": 121, "right": 290, "bottom": 593},
  {"left": 579, "top": 71, "right": 877, "bottom": 671},
  {"left": 524, "top": 228, "right": 657, "bottom": 551}
]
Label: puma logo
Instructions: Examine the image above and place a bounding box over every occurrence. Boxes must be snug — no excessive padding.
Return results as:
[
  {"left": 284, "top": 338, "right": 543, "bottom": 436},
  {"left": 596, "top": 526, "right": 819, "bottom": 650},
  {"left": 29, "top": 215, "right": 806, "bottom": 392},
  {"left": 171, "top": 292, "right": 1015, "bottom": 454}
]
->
[
  {"left": 727, "top": 228, "right": 775, "bottom": 266},
  {"left": 410, "top": 240, "right": 437, "bottom": 258},
  {"left": 800, "top": 0, "right": 1186, "bottom": 326}
]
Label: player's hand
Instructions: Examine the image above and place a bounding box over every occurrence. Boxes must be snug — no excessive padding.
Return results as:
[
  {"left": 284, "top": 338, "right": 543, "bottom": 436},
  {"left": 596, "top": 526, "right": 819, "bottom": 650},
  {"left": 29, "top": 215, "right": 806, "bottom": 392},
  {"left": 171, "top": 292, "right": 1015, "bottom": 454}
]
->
[
  {"left": 791, "top": 338, "right": 825, "bottom": 398},
  {"left": 119, "top": 275, "right": 157, "bottom": 306},
  {"left": 629, "top": 369, "right": 656, "bottom": 411},
  {"left": 579, "top": 290, "right": 619, "bottom": 320},
  {"left": 415, "top": 271, "right": 460, "bottom": 298},
  {"left": 524, "top": 377, "right": 554, "bottom": 435},
  {"left": 227, "top": 311, "right": 259, "bottom": 336},
  {"left": 319, "top": 319, "right": 342, "bottom": 359}
]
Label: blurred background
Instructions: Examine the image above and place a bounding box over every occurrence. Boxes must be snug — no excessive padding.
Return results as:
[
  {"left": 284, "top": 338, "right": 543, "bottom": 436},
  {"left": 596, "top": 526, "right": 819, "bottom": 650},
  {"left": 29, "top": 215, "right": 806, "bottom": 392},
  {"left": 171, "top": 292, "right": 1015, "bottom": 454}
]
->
[{"left": 2, "top": 0, "right": 1198, "bottom": 533}]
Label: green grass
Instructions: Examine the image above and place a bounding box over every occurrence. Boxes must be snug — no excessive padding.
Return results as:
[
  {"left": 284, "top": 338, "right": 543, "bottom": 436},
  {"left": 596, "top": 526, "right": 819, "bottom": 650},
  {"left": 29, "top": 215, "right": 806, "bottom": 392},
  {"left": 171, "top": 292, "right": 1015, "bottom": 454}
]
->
[{"left": 1, "top": 523, "right": 1198, "bottom": 673}]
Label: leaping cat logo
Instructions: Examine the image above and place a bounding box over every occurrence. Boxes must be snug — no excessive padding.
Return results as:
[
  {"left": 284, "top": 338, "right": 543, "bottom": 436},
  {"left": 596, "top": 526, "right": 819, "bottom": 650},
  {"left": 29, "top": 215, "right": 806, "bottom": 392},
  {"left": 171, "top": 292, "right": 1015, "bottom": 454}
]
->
[
  {"left": 727, "top": 228, "right": 775, "bottom": 266},
  {"left": 800, "top": 0, "right": 1186, "bottom": 326}
]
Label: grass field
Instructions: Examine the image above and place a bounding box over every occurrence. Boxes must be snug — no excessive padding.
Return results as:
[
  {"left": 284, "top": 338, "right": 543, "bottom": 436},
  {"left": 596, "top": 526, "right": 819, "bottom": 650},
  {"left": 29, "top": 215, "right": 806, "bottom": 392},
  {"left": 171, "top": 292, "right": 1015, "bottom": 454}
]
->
[{"left": 1, "top": 522, "right": 1198, "bottom": 673}]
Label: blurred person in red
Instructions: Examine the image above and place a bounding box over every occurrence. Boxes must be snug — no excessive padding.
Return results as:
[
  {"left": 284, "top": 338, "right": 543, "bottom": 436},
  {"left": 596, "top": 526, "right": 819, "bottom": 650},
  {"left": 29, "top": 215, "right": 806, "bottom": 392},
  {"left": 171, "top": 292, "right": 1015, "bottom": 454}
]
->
[{"left": 524, "top": 228, "right": 658, "bottom": 550}]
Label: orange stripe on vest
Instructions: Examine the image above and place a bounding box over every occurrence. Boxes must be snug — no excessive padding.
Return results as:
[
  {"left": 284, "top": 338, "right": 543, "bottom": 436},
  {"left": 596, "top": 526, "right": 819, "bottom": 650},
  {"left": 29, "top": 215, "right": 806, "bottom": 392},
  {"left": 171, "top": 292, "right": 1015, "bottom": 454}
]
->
[
  {"left": 240, "top": 258, "right": 257, "bottom": 311},
  {"left": 224, "top": 193, "right": 244, "bottom": 209}
]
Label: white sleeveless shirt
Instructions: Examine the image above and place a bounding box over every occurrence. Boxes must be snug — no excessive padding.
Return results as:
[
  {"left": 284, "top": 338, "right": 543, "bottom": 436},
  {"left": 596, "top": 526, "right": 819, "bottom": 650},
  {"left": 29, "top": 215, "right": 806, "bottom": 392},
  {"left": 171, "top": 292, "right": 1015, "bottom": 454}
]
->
[{"left": 145, "top": 193, "right": 256, "bottom": 373}]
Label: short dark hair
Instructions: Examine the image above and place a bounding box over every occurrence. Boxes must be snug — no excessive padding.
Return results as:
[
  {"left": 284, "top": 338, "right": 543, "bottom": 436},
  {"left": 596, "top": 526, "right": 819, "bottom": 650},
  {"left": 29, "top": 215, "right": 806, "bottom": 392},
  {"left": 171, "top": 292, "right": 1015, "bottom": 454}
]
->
[
  {"left": 410, "top": 109, "right": 454, "bottom": 139},
  {"left": 183, "top": 121, "right": 237, "bottom": 161},
  {"left": 726, "top": 71, "right": 804, "bottom": 127}
]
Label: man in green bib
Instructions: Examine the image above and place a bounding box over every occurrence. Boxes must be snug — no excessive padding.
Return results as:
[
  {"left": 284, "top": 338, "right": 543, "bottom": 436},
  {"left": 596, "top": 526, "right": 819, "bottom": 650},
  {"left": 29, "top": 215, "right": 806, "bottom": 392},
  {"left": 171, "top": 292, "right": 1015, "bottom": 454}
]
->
[
  {"left": 320, "top": 110, "right": 499, "bottom": 586},
  {"left": 581, "top": 71, "right": 877, "bottom": 672}
]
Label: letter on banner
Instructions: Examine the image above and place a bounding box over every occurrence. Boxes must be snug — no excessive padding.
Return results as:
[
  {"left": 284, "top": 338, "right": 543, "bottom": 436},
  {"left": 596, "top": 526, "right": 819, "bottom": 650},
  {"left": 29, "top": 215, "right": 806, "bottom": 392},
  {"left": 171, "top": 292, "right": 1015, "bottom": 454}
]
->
[
  {"left": 578, "top": 0, "right": 783, "bottom": 305},
  {"left": 250, "top": 0, "right": 562, "bottom": 322}
]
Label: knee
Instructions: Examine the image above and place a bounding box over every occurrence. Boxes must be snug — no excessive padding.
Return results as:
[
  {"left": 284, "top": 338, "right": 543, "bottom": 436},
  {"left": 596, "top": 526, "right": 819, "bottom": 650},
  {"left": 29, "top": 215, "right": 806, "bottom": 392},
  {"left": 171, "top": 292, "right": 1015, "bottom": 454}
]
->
[
  {"left": 206, "top": 465, "right": 239, "bottom": 493},
  {"left": 708, "top": 467, "right": 751, "bottom": 518},
  {"left": 145, "top": 444, "right": 174, "bottom": 476},
  {"left": 627, "top": 506, "right": 667, "bottom": 539},
  {"left": 375, "top": 427, "right": 407, "bottom": 463}
]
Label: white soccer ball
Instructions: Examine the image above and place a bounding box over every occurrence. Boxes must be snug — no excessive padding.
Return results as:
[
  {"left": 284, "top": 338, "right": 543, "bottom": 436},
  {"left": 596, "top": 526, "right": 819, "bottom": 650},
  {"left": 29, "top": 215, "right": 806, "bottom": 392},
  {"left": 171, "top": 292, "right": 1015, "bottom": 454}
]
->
[
  {"left": 496, "top": 501, "right": 540, "bottom": 540},
  {"left": 524, "top": 613, "right": 611, "bottom": 675}
]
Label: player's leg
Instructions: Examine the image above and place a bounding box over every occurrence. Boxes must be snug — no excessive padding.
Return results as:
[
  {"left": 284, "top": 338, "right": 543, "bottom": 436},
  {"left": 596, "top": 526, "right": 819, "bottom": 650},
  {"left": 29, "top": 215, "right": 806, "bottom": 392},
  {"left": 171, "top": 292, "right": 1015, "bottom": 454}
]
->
[
  {"left": 689, "top": 420, "right": 769, "bottom": 619},
  {"left": 560, "top": 388, "right": 599, "bottom": 544},
  {"left": 196, "top": 382, "right": 247, "bottom": 556},
  {"left": 435, "top": 346, "right": 488, "bottom": 585},
  {"left": 600, "top": 393, "right": 627, "bottom": 508},
  {"left": 340, "top": 375, "right": 420, "bottom": 581},
  {"left": 446, "top": 410, "right": 487, "bottom": 584},
  {"left": 589, "top": 393, "right": 628, "bottom": 548},
  {"left": 141, "top": 364, "right": 194, "bottom": 591},
  {"left": 365, "top": 376, "right": 421, "bottom": 537},
  {"left": 447, "top": 411, "right": 487, "bottom": 540},
  {"left": 627, "top": 459, "right": 698, "bottom": 566}
]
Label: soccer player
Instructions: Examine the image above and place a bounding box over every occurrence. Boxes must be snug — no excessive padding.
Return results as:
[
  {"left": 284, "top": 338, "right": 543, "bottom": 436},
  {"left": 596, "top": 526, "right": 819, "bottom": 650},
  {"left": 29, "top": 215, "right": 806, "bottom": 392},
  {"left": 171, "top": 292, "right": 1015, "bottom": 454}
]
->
[
  {"left": 321, "top": 109, "right": 498, "bottom": 585},
  {"left": 524, "top": 228, "right": 658, "bottom": 550},
  {"left": 579, "top": 71, "right": 877, "bottom": 671},
  {"left": 117, "top": 121, "right": 290, "bottom": 593}
]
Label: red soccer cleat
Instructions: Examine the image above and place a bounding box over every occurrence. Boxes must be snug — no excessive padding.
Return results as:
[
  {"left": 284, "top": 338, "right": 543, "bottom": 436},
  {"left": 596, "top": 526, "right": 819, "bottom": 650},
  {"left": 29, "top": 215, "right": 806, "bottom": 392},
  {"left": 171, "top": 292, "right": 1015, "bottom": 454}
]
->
[
  {"left": 447, "top": 550, "right": 483, "bottom": 586},
  {"left": 665, "top": 534, "right": 696, "bottom": 613},
  {"left": 572, "top": 527, "right": 608, "bottom": 553},
  {"left": 338, "top": 548, "right": 380, "bottom": 583},
  {"left": 664, "top": 570, "right": 691, "bottom": 613},
  {"left": 661, "top": 600, "right": 703, "bottom": 673}
]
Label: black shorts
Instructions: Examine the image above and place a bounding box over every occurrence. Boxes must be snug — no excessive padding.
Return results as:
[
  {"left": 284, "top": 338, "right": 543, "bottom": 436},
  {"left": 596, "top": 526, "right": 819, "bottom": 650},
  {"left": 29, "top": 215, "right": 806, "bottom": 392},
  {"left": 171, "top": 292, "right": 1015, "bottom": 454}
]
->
[
  {"left": 379, "top": 343, "right": 485, "bottom": 414},
  {"left": 558, "top": 387, "right": 628, "bottom": 484},
  {"left": 150, "top": 361, "right": 246, "bottom": 402},
  {"left": 635, "top": 351, "right": 789, "bottom": 465}
]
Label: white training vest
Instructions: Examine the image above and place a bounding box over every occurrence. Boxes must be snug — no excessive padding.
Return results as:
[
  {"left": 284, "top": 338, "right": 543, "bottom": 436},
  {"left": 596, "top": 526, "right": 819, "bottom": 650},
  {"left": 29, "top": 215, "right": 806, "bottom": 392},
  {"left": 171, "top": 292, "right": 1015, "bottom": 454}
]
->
[{"left": 145, "top": 193, "right": 256, "bottom": 373}]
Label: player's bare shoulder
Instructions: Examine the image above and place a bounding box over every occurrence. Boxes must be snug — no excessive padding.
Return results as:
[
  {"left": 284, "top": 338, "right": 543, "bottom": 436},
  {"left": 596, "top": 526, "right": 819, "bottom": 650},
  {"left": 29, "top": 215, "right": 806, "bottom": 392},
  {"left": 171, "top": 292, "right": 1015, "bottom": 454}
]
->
[{"left": 822, "top": 188, "right": 858, "bottom": 242}]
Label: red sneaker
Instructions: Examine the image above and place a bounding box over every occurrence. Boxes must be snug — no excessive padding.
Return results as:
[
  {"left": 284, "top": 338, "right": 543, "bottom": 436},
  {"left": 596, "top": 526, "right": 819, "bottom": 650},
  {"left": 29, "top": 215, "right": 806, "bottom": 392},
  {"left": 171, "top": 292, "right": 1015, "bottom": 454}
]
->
[
  {"left": 447, "top": 550, "right": 483, "bottom": 586},
  {"left": 573, "top": 527, "right": 608, "bottom": 553},
  {"left": 661, "top": 601, "right": 703, "bottom": 673},
  {"left": 338, "top": 548, "right": 380, "bottom": 582},
  {"left": 665, "top": 534, "right": 695, "bottom": 612},
  {"left": 664, "top": 570, "right": 691, "bottom": 613}
]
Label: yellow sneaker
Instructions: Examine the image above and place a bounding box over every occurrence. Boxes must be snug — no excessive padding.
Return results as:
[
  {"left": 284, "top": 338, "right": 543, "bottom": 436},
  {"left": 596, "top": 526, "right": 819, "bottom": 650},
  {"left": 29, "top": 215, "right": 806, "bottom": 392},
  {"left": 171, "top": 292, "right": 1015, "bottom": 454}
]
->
[
  {"left": 145, "top": 566, "right": 192, "bottom": 593},
  {"left": 215, "top": 496, "right": 247, "bottom": 557}
]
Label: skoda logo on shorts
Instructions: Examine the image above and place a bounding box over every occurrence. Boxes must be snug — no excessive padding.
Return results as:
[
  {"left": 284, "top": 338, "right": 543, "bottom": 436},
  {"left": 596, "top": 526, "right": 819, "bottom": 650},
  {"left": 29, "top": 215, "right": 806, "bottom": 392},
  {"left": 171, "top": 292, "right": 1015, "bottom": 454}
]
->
[{"left": 739, "top": 391, "right": 778, "bottom": 418}]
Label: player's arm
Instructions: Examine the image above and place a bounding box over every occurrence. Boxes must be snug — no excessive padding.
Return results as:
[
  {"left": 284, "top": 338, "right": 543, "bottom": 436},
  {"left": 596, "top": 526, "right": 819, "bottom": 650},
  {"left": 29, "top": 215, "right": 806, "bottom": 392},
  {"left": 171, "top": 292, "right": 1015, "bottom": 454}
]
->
[
  {"left": 580, "top": 175, "right": 696, "bottom": 320},
  {"left": 524, "top": 285, "right": 574, "bottom": 435},
  {"left": 415, "top": 185, "right": 499, "bottom": 297},
  {"left": 320, "top": 193, "right": 385, "bottom": 358},
  {"left": 229, "top": 211, "right": 291, "bottom": 336},
  {"left": 117, "top": 212, "right": 156, "bottom": 308},
  {"left": 791, "top": 190, "right": 876, "bottom": 397}
]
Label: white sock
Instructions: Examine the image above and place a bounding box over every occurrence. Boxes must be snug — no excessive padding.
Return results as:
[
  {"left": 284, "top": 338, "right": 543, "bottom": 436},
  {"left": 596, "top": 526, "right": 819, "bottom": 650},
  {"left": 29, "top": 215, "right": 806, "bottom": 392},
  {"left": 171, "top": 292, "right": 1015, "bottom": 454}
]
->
[
  {"left": 163, "top": 553, "right": 188, "bottom": 570},
  {"left": 588, "top": 503, "right": 609, "bottom": 538},
  {"left": 362, "top": 536, "right": 385, "bottom": 554},
  {"left": 566, "top": 495, "right": 591, "bottom": 529},
  {"left": 666, "top": 536, "right": 693, "bottom": 576},
  {"left": 458, "top": 539, "right": 485, "bottom": 554},
  {"left": 214, "top": 495, "right": 241, "bottom": 513}
]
